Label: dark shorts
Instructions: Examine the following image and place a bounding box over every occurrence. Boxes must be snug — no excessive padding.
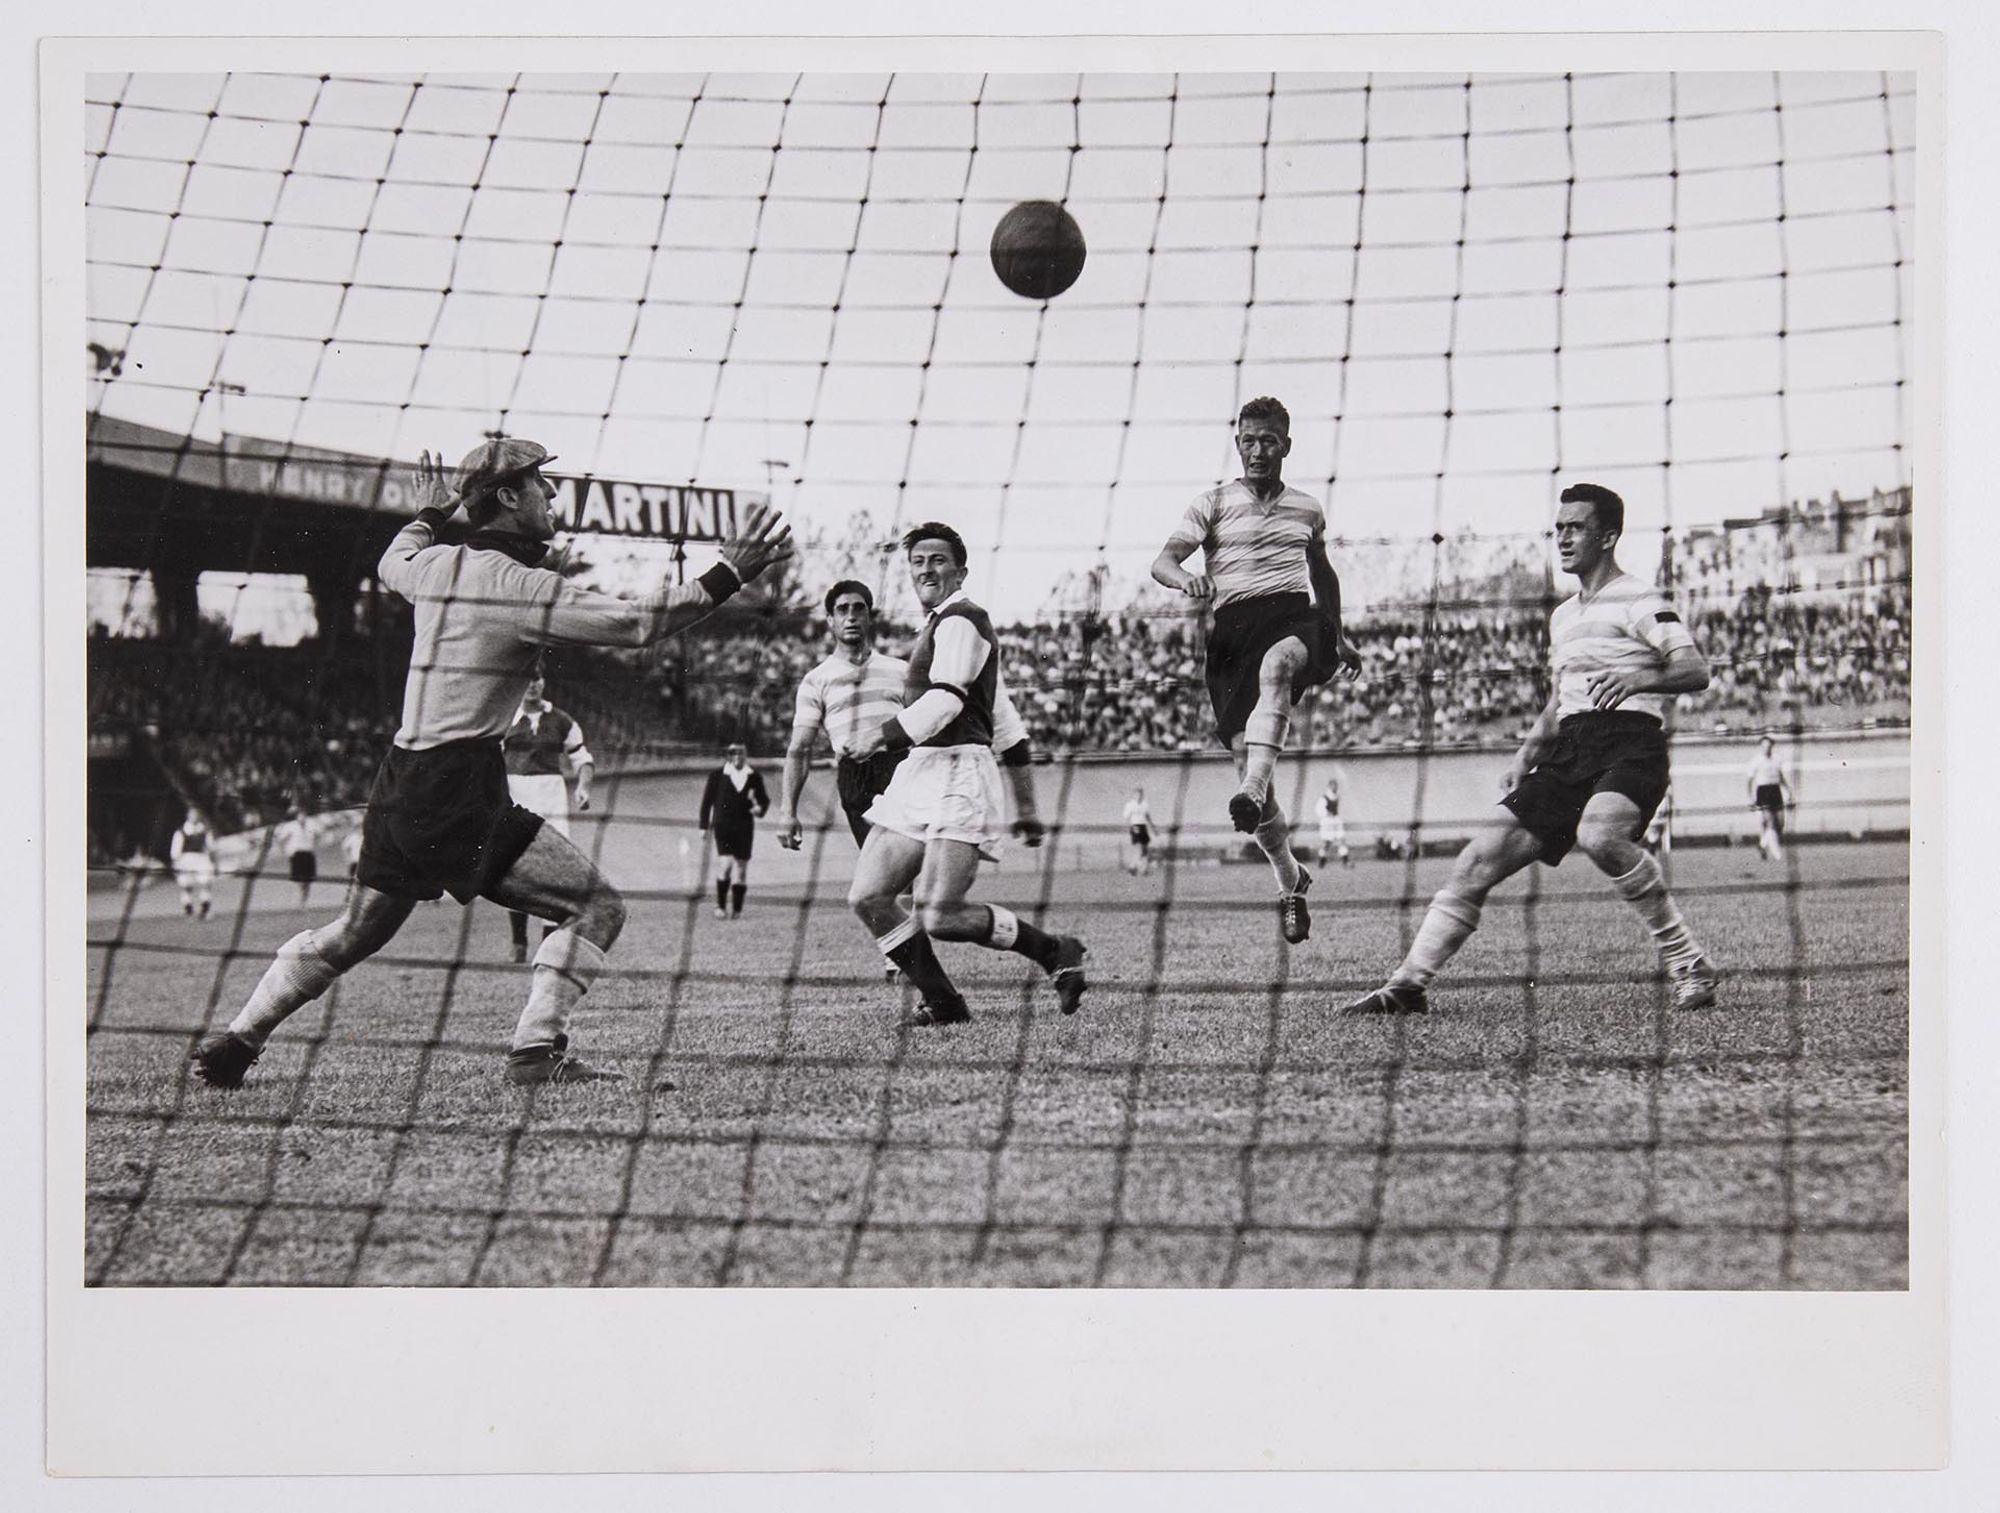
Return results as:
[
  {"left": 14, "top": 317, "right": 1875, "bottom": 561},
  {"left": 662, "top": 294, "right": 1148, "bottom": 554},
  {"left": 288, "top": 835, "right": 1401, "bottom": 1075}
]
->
[
  {"left": 1205, "top": 592, "right": 1333, "bottom": 746},
  {"left": 837, "top": 750, "right": 907, "bottom": 847},
  {"left": 356, "top": 741, "right": 544, "bottom": 904},
  {"left": 1129, "top": 825, "right": 1152, "bottom": 848},
  {"left": 1501, "top": 712, "right": 1671, "bottom": 866},
  {"left": 1755, "top": 783, "right": 1785, "bottom": 832},
  {"left": 713, "top": 822, "right": 755, "bottom": 862},
  {"left": 287, "top": 851, "right": 316, "bottom": 885}
]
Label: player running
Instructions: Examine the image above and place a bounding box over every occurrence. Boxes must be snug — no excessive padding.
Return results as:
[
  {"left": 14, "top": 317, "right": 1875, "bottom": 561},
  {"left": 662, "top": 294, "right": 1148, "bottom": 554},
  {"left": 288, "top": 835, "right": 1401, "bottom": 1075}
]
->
[
  {"left": 699, "top": 743, "right": 769, "bottom": 919},
  {"left": 1344, "top": 482, "right": 1721, "bottom": 1015},
  {"left": 776, "top": 580, "right": 910, "bottom": 852},
  {"left": 169, "top": 807, "right": 215, "bottom": 919},
  {"left": 190, "top": 437, "right": 791, "bottom": 1089},
  {"left": 1747, "top": 737, "right": 1791, "bottom": 862},
  {"left": 503, "top": 670, "right": 595, "bottom": 961},
  {"left": 842, "top": 522, "right": 1088, "bottom": 1026},
  {"left": 1150, "top": 396, "right": 1360, "bottom": 945}
]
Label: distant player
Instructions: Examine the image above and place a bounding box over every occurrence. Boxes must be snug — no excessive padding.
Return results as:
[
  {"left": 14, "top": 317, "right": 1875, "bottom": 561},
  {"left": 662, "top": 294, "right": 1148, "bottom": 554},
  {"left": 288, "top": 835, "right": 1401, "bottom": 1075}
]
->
[
  {"left": 843, "top": 522, "right": 1088, "bottom": 1025},
  {"left": 340, "top": 820, "right": 364, "bottom": 881},
  {"left": 1151, "top": 396, "right": 1360, "bottom": 945},
  {"left": 276, "top": 805, "right": 316, "bottom": 907},
  {"left": 503, "top": 671, "right": 595, "bottom": 961},
  {"left": 1344, "top": 483, "right": 1720, "bottom": 1015},
  {"left": 169, "top": 807, "right": 214, "bottom": 919},
  {"left": 777, "top": 580, "right": 909, "bottom": 851},
  {"left": 190, "top": 438, "right": 791, "bottom": 1090},
  {"left": 699, "top": 743, "right": 769, "bottom": 919},
  {"left": 1123, "top": 787, "right": 1156, "bottom": 875},
  {"left": 1747, "top": 737, "right": 1791, "bottom": 862},
  {"left": 1314, "top": 772, "right": 1352, "bottom": 869}
]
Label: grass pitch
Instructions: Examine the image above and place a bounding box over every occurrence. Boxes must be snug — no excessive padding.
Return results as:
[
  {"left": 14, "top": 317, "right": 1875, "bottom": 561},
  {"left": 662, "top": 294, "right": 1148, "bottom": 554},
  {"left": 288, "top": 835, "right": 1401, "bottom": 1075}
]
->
[{"left": 83, "top": 839, "right": 1908, "bottom": 1288}]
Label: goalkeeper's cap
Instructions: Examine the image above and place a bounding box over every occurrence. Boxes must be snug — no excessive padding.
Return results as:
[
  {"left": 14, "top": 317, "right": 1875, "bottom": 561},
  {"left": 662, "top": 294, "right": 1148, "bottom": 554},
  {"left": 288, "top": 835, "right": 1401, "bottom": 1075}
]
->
[{"left": 455, "top": 437, "right": 558, "bottom": 503}]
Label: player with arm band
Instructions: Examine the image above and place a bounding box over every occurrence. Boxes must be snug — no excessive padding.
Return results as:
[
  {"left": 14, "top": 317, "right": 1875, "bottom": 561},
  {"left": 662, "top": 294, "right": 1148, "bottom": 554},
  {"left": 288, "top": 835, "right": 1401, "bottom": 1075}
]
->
[
  {"left": 192, "top": 438, "right": 791, "bottom": 1090},
  {"left": 840, "top": 523, "right": 1088, "bottom": 1027}
]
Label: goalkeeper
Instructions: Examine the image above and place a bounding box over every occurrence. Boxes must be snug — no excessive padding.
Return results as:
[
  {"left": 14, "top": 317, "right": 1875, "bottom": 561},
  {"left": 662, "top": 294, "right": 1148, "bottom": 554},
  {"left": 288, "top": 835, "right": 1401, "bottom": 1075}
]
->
[{"left": 191, "top": 439, "right": 791, "bottom": 1088}]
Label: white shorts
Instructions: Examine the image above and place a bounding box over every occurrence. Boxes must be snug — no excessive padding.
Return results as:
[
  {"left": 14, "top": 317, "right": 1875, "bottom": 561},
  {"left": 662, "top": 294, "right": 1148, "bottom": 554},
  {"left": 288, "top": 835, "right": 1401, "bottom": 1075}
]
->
[
  {"left": 1318, "top": 817, "right": 1346, "bottom": 843},
  {"left": 175, "top": 854, "right": 215, "bottom": 885},
  {"left": 507, "top": 773, "right": 572, "bottom": 840},
  {"left": 864, "top": 745, "right": 1006, "bottom": 855}
]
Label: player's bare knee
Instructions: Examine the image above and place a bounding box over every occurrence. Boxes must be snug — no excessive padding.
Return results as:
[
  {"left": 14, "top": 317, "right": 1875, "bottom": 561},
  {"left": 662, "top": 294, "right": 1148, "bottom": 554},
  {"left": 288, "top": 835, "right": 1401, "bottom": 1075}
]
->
[
  {"left": 585, "top": 885, "right": 627, "bottom": 947},
  {"left": 1577, "top": 825, "right": 1636, "bottom": 871},
  {"left": 848, "top": 875, "right": 891, "bottom": 917}
]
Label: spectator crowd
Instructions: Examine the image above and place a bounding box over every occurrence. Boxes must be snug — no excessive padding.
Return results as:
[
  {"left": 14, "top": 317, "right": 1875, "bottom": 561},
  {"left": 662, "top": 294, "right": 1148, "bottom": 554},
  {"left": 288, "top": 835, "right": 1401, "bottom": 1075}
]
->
[{"left": 90, "top": 578, "right": 1912, "bottom": 856}]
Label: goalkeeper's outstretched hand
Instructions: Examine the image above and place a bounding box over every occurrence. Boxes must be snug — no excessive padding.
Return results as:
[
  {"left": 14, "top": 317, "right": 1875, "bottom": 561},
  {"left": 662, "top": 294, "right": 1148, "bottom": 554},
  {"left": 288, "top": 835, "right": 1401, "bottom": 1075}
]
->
[
  {"left": 1012, "top": 816, "right": 1047, "bottom": 848},
  {"left": 411, "top": 449, "right": 456, "bottom": 516}
]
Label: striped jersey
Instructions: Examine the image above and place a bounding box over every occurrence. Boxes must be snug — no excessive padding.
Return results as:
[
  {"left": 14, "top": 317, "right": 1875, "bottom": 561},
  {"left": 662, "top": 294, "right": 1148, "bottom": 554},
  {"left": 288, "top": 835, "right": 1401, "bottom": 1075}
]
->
[
  {"left": 1549, "top": 571, "right": 1699, "bottom": 724},
  {"left": 791, "top": 650, "right": 910, "bottom": 758},
  {"left": 1164, "top": 479, "right": 1326, "bottom": 607}
]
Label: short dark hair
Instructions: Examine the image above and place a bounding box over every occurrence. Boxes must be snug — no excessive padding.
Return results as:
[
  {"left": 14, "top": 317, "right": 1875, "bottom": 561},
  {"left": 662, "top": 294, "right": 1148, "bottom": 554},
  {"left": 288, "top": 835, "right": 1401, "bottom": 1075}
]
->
[
  {"left": 822, "top": 579, "right": 874, "bottom": 616},
  {"left": 901, "top": 521, "right": 967, "bottom": 566},
  {"left": 1237, "top": 396, "right": 1291, "bottom": 433},
  {"left": 1559, "top": 482, "right": 1625, "bottom": 536}
]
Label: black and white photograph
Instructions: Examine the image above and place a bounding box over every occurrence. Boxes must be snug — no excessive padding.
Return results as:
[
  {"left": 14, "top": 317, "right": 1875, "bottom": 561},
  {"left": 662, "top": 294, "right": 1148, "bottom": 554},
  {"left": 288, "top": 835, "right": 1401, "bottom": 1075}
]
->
[{"left": 37, "top": 18, "right": 1963, "bottom": 1485}]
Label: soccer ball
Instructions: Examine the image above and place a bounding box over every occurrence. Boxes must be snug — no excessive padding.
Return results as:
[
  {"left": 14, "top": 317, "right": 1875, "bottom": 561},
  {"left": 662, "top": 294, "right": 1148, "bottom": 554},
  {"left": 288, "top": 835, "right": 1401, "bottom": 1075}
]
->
[{"left": 990, "top": 200, "right": 1087, "bottom": 300}]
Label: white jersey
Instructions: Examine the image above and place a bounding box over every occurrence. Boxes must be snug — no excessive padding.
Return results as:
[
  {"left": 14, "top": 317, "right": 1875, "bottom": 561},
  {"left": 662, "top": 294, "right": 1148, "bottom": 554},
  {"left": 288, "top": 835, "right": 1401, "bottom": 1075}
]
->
[
  {"left": 1123, "top": 799, "right": 1153, "bottom": 829},
  {"left": 1549, "top": 571, "right": 1698, "bottom": 724},
  {"left": 1749, "top": 755, "right": 1785, "bottom": 789}
]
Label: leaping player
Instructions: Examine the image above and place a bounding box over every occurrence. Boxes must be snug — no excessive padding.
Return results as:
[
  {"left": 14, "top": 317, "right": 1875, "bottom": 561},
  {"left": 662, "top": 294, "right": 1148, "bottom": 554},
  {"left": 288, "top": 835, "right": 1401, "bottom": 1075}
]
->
[
  {"left": 1343, "top": 483, "right": 1720, "bottom": 1015},
  {"left": 190, "top": 439, "right": 791, "bottom": 1089},
  {"left": 842, "top": 522, "right": 1088, "bottom": 1026},
  {"left": 1150, "top": 396, "right": 1360, "bottom": 944}
]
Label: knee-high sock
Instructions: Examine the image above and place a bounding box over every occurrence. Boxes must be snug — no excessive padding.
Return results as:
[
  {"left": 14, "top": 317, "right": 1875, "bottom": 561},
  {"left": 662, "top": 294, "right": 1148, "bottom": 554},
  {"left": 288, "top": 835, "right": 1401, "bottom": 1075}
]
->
[
  {"left": 981, "top": 905, "right": 1061, "bottom": 972},
  {"left": 1610, "top": 853, "right": 1703, "bottom": 971},
  {"left": 509, "top": 910, "right": 529, "bottom": 948},
  {"left": 730, "top": 882, "right": 746, "bottom": 916},
  {"left": 1391, "top": 890, "right": 1483, "bottom": 988},
  {"left": 875, "top": 917, "right": 959, "bottom": 1004},
  {"left": 715, "top": 877, "right": 729, "bottom": 911},
  {"left": 229, "top": 929, "right": 342, "bottom": 1046},
  {"left": 1253, "top": 800, "right": 1301, "bottom": 893},
  {"left": 1239, "top": 706, "right": 1290, "bottom": 805},
  {"left": 511, "top": 930, "right": 608, "bottom": 1051}
]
